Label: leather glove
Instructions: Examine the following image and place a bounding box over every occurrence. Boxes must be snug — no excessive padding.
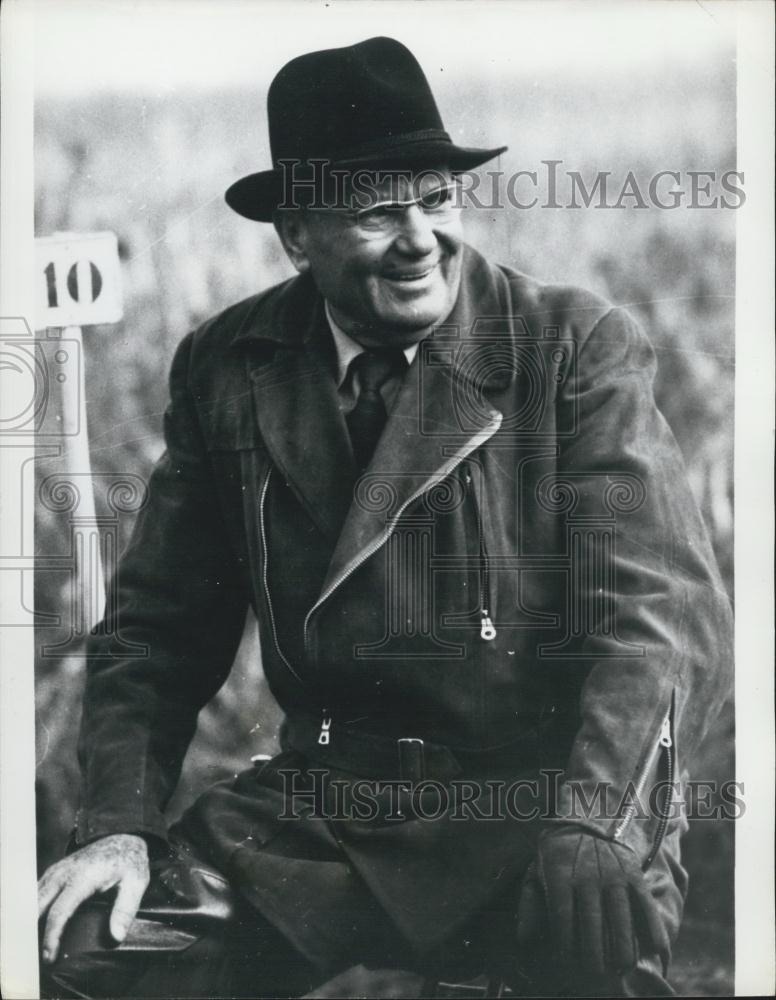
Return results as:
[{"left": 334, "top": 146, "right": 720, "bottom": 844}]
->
[{"left": 516, "top": 825, "right": 670, "bottom": 977}]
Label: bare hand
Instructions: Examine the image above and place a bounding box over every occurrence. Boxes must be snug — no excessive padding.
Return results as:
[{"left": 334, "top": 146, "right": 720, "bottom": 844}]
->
[{"left": 38, "top": 833, "right": 150, "bottom": 963}]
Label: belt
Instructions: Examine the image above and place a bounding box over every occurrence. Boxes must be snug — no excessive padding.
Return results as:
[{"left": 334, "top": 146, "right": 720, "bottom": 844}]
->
[{"left": 281, "top": 715, "right": 552, "bottom": 784}]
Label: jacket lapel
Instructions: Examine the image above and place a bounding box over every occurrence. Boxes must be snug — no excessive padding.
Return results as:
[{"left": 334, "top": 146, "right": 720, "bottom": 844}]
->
[
  {"left": 235, "top": 277, "right": 357, "bottom": 542},
  {"left": 315, "top": 246, "right": 514, "bottom": 605}
]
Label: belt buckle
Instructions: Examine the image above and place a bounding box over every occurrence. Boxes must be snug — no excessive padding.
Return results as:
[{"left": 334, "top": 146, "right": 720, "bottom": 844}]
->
[{"left": 397, "top": 737, "right": 425, "bottom": 783}]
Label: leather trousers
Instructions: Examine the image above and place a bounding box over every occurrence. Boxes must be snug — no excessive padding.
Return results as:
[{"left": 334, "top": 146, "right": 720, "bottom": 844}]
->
[{"left": 41, "top": 842, "right": 678, "bottom": 999}]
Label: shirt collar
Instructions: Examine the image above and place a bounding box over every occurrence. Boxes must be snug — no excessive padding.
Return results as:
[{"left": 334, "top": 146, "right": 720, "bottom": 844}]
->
[{"left": 325, "top": 301, "right": 420, "bottom": 389}]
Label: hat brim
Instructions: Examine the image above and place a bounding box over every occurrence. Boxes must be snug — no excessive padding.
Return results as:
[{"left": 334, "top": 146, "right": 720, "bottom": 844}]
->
[{"left": 225, "top": 141, "right": 508, "bottom": 222}]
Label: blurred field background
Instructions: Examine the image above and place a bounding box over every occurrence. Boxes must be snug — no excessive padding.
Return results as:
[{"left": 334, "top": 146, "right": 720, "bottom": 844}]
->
[{"left": 33, "top": 3, "right": 735, "bottom": 995}]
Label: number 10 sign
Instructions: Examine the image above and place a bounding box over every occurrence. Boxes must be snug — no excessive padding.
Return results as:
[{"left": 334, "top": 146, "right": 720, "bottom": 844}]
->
[{"left": 35, "top": 231, "right": 123, "bottom": 329}]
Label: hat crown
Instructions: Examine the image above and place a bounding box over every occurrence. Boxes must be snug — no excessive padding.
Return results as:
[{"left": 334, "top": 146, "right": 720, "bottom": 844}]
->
[
  {"left": 267, "top": 36, "right": 449, "bottom": 165},
  {"left": 224, "top": 36, "right": 506, "bottom": 221}
]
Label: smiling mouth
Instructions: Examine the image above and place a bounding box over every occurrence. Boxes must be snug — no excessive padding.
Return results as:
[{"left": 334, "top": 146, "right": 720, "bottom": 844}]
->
[{"left": 383, "top": 263, "right": 438, "bottom": 282}]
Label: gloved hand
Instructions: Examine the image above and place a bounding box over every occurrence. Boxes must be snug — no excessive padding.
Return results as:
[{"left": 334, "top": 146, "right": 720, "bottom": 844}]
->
[{"left": 516, "top": 825, "right": 670, "bottom": 977}]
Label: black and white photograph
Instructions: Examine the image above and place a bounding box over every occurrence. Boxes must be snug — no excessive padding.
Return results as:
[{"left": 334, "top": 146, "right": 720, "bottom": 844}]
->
[{"left": 0, "top": 1, "right": 774, "bottom": 997}]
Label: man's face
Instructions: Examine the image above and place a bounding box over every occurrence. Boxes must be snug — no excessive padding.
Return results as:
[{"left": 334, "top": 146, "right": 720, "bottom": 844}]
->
[{"left": 281, "top": 167, "right": 464, "bottom": 347}]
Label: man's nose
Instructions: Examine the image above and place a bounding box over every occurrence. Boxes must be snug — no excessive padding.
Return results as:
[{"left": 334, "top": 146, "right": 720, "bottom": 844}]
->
[{"left": 393, "top": 204, "right": 437, "bottom": 256}]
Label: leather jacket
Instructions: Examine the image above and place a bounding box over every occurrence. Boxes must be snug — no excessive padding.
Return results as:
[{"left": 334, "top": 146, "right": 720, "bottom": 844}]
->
[{"left": 77, "top": 246, "right": 733, "bottom": 880}]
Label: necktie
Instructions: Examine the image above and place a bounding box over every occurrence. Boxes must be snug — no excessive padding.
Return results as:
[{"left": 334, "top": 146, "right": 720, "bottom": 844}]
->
[{"left": 346, "top": 349, "right": 406, "bottom": 471}]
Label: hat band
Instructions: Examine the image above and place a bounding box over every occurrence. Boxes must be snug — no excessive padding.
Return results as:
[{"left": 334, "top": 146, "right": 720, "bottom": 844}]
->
[{"left": 273, "top": 128, "right": 453, "bottom": 168}]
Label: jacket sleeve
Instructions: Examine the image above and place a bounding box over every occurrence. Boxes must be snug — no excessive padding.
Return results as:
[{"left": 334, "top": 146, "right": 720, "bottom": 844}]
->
[
  {"left": 74, "top": 331, "right": 249, "bottom": 847},
  {"left": 552, "top": 305, "right": 733, "bottom": 857}
]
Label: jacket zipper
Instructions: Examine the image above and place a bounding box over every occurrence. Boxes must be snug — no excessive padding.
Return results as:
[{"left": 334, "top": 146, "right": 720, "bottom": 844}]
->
[
  {"left": 258, "top": 467, "right": 303, "bottom": 685},
  {"left": 302, "top": 415, "right": 502, "bottom": 659},
  {"left": 465, "top": 464, "right": 496, "bottom": 641},
  {"left": 643, "top": 714, "right": 674, "bottom": 870},
  {"left": 612, "top": 710, "right": 674, "bottom": 868},
  {"left": 318, "top": 713, "right": 332, "bottom": 745}
]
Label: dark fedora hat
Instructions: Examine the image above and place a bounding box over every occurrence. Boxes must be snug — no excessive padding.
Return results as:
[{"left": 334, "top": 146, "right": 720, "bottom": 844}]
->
[{"left": 225, "top": 36, "right": 507, "bottom": 222}]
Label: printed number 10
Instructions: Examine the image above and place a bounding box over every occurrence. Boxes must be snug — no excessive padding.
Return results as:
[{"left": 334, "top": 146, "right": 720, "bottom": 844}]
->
[{"left": 44, "top": 260, "right": 103, "bottom": 309}]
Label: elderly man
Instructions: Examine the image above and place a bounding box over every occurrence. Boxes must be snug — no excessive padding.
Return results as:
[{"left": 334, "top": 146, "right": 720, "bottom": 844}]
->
[{"left": 38, "top": 37, "right": 732, "bottom": 999}]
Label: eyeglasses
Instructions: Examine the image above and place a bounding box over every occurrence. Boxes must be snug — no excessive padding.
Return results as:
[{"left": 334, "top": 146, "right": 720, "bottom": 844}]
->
[
  {"left": 352, "top": 181, "right": 462, "bottom": 233},
  {"left": 310, "top": 181, "right": 462, "bottom": 235}
]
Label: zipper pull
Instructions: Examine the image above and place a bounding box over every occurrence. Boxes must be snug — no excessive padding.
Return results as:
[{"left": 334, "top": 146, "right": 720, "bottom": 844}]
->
[
  {"left": 318, "top": 713, "right": 332, "bottom": 746},
  {"left": 659, "top": 715, "right": 672, "bottom": 748},
  {"left": 480, "top": 612, "right": 496, "bottom": 641}
]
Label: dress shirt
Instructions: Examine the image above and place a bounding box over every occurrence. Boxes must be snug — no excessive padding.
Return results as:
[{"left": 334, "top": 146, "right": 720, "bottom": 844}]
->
[{"left": 325, "top": 301, "right": 419, "bottom": 415}]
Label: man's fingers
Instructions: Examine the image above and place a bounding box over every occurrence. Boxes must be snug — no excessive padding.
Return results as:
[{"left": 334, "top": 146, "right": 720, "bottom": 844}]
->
[
  {"left": 631, "top": 885, "right": 671, "bottom": 963},
  {"left": 546, "top": 884, "right": 575, "bottom": 962},
  {"left": 38, "top": 865, "right": 68, "bottom": 919},
  {"left": 605, "top": 884, "right": 637, "bottom": 972},
  {"left": 109, "top": 873, "right": 148, "bottom": 942},
  {"left": 516, "top": 866, "right": 544, "bottom": 950},
  {"left": 576, "top": 885, "right": 605, "bottom": 975},
  {"left": 42, "top": 881, "right": 97, "bottom": 963}
]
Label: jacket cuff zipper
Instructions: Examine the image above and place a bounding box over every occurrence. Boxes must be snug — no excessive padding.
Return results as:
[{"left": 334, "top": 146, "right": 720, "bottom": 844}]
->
[{"left": 611, "top": 694, "right": 676, "bottom": 869}]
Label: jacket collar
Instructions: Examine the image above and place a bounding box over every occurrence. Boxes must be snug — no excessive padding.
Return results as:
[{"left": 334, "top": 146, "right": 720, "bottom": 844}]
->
[
  {"left": 235, "top": 246, "right": 518, "bottom": 590},
  {"left": 231, "top": 270, "right": 320, "bottom": 350}
]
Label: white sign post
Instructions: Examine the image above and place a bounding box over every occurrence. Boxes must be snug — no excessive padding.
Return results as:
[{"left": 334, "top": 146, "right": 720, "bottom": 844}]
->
[{"left": 35, "top": 231, "right": 124, "bottom": 631}]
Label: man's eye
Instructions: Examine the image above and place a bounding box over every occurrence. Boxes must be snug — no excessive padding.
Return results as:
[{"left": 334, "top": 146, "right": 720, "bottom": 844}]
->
[
  {"left": 357, "top": 204, "right": 401, "bottom": 224},
  {"left": 420, "top": 186, "right": 453, "bottom": 210}
]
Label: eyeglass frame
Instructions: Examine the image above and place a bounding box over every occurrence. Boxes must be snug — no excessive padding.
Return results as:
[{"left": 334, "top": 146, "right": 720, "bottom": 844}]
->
[{"left": 305, "top": 179, "right": 464, "bottom": 234}]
